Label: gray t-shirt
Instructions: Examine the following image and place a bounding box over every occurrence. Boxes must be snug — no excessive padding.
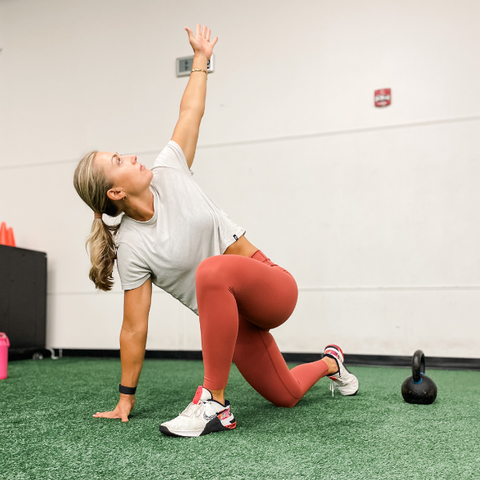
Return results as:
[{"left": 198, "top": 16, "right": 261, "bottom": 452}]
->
[{"left": 115, "top": 141, "right": 245, "bottom": 314}]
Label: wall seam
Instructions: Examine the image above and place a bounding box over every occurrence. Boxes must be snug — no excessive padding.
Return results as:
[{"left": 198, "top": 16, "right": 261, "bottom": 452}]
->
[{"left": 2, "top": 114, "right": 479, "bottom": 171}]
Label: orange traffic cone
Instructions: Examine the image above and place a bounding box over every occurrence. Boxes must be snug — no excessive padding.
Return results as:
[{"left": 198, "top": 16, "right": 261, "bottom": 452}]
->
[
  {"left": 0, "top": 222, "right": 7, "bottom": 246},
  {"left": 6, "top": 227, "right": 16, "bottom": 247}
]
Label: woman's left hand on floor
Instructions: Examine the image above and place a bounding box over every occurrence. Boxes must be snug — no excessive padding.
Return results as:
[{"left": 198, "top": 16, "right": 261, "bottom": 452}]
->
[{"left": 93, "top": 395, "right": 135, "bottom": 422}]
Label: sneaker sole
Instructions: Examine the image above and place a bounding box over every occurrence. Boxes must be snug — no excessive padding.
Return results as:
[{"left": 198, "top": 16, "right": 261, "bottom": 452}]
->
[
  {"left": 330, "top": 380, "right": 359, "bottom": 396},
  {"left": 333, "top": 380, "right": 359, "bottom": 396},
  {"left": 159, "top": 416, "right": 236, "bottom": 438}
]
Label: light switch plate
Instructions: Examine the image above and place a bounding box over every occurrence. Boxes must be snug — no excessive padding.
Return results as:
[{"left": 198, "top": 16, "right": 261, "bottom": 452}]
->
[{"left": 176, "top": 55, "right": 214, "bottom": 77}]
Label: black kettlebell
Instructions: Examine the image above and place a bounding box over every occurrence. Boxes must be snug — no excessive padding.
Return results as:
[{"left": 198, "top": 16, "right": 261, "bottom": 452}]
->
[{"left": 401, "top": 350, "right": 437, "bottom": 405}]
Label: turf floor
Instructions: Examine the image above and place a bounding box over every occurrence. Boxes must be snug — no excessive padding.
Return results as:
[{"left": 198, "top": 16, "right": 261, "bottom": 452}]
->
[{"left": 0, "top": 357, "right": 479, "bottom": 480}]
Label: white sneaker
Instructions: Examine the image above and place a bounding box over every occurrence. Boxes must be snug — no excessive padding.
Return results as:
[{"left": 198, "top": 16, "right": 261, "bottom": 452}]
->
[
  {"left": 159, "top": 386, "right": 237, "bottom": 437},
  {"left": 324, "top": 344, "right": 359, "bottom": 396}
]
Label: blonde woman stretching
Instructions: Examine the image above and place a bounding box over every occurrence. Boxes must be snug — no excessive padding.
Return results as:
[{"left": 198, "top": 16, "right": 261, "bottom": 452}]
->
[{"left": 74, "top": 25, "right": 358, "bottom": 438}]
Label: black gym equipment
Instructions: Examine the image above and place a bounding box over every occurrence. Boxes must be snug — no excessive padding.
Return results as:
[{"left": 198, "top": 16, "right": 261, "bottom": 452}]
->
[
  {"left": 0, "top": 245, "right": 47, "bottom": 360},
  {"left": 401, "top": 350, "right": 437, "bottom": 405}
]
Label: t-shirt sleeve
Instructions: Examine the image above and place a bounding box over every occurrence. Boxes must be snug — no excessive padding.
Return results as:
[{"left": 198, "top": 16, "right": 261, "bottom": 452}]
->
[
  {"left": 116, "top": 242, "right": 151, "bottom": 290},
  {"left": 152, "top": 140, "right": 193, "bottom": 175}
]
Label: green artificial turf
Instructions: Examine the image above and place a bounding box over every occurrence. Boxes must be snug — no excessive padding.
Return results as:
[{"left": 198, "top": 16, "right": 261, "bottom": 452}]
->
[{"left": 1, "top": 357, "right": 479, "bottom": 480}]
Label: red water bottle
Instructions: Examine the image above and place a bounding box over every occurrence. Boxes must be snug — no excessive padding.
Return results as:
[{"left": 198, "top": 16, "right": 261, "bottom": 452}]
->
[{"left": 0, "top": 333, "right": 10, "bottom": 380}]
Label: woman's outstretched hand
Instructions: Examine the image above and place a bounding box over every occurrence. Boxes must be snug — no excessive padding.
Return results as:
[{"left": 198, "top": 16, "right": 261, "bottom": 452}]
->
[
  {"left": 93, "top": 395, "right": 135, "bottom": 423},
  {"left": 185, "top": 24, "right": 218, "bottom": 60}
]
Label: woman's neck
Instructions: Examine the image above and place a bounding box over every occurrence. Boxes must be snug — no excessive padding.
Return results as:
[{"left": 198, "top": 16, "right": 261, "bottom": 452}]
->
[{"left": 124, "top": 189, "right": 155, "bottom": 222}]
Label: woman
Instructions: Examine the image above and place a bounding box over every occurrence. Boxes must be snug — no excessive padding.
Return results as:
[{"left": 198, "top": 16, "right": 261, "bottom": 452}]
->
[{"left": 74, "top": 25, "right": 358, "bottom": 438}]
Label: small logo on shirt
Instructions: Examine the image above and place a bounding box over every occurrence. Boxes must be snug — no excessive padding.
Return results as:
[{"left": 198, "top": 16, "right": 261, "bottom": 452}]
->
[{"left": 233, "top": 234, "right": 238, "bottom": 241}]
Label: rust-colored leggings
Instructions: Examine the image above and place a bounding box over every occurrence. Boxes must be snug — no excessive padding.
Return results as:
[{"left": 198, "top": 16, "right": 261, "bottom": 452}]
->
[{"left": 196, "top": 250, "right": 329, "bottom": 407}]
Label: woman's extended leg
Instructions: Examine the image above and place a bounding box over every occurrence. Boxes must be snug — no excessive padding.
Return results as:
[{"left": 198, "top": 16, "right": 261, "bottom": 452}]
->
[{"left": 233, "top": 315, "right": 329, "bottom": 407}]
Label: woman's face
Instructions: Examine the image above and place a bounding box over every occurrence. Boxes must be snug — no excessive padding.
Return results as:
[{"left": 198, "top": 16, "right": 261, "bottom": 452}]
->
[{"left": 95, "top": 151, "right": 153, "bottom": 200}]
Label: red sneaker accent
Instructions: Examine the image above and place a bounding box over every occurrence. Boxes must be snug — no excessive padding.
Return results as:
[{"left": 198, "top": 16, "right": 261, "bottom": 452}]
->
[
  {"left": 324, "top": 344, "right": 344, "bottom": 360},
  {"left": 330, "top": 344, "right": 344, "bottom": 355},
  {"left": 193, "top": 386, "right": 203, "bottom": 404},
  {"left": 217, "top": 409, "right": 230, "bottom": 421}
]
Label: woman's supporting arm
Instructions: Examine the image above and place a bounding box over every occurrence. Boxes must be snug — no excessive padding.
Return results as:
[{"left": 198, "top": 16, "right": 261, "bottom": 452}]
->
[
  {"left": 93, "top": 278, "right": 152, "bottom": 422},
  {"left": 172, "top": 25, "right": 218, "bottom": 168},
  {"left": 120, "top": 278, "right": 152, "bottom": 387}
]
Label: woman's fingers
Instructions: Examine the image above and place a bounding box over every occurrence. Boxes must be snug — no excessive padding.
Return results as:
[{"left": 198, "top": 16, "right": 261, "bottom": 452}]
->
[
  {"left": 93, "top": 411, "right": 115, "bottom": 418},
  {"left": 185, "top": 24, "right": 217, "bottom": 56},
  {"left": 93, "top": 410, "right": 128, "bottom": 421},
  {"left": 186, "top": 25, "right": 216, "bottom": 43},
  {"left": 93, "top": 398, "right": 133, "bottom": 422}
]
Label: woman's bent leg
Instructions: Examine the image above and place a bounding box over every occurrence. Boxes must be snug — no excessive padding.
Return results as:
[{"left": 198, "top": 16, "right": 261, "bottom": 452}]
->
[{"left": 196, "top": 252, "right": 297, "bottom": 391}]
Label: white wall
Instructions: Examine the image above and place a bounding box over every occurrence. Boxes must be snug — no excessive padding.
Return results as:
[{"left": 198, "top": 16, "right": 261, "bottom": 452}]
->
[{"left": 1, "top": 0, "right": 479, "bottom": 357}]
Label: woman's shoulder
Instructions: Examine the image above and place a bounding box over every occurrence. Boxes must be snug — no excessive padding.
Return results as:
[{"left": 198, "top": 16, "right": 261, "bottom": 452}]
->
[
  {"left": 116, "top": 216, "right": 144, "bottom": 245},
  {"left": 152, "top": 141, "right": 192, "bottom": 175},
  {"left": 116, "top": 234, "right": 149, "bottom": 269}
]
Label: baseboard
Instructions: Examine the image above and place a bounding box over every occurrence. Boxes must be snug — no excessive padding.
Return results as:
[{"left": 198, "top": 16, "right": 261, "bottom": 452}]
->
[
  {"left": 9, "top": 347, "right": 52, "bottom": 361},
  {"left": 9, "top": 348, "right": 480, "bottom": 371},
  {"left": 339, "top": 353, "right": 480, "bottom": 371}
]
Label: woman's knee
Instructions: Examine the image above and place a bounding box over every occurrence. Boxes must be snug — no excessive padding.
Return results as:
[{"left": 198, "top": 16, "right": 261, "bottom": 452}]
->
[{"left": 196, "top": 256, "right": 231, "bottom": 290}]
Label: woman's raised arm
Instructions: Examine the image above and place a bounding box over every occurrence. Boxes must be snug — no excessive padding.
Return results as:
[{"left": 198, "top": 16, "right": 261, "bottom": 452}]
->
[{"left": 171, "top": 25, "right": 218, "bottom": 168}]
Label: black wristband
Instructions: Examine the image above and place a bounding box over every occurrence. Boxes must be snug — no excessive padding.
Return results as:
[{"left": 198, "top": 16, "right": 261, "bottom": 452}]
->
[{"left": 119, "top": 384, "right": 137, "bottom": 395}]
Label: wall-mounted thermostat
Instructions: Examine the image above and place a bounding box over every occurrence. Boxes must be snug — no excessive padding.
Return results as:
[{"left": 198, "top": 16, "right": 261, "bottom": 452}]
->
[{"left": 176, "top": 55, "right": 214, "bottom": 77}]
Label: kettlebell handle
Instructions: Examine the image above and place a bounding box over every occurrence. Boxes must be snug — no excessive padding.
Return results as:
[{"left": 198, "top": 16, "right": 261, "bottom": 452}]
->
[{"left": 412, "top": 349, "right": 425, "bottom": 383}]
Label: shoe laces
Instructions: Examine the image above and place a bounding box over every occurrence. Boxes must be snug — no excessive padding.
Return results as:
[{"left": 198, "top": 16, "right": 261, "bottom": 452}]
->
[
  {"left": 179, "top": 401, "right": 205, "bottom": 419},
  {"left": 330, "top": 381, "right": 335, "bottom": 397}
]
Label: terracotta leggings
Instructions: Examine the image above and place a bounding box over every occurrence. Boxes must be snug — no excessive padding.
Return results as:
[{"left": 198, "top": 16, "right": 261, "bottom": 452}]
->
[{"left": 196, "top": 250, "right": 329, "bottom": 408}]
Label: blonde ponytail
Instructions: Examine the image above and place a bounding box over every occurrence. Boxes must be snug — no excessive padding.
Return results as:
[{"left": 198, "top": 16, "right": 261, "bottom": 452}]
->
[
  {"left": 73, "top": 151, "right": 121, "bottom": 291},
  {"left": 86, "top": 217, "right": 119, "bottom": 291}
]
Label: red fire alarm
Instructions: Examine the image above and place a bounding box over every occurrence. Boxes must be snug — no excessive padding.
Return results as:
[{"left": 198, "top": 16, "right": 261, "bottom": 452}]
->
[{"left": 374, "top": 88, "right": 391, "bottom": 107}]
